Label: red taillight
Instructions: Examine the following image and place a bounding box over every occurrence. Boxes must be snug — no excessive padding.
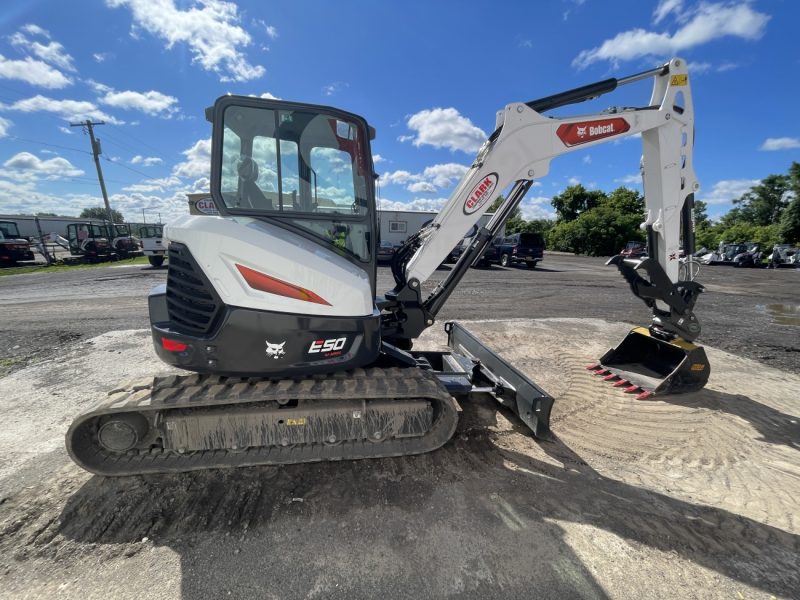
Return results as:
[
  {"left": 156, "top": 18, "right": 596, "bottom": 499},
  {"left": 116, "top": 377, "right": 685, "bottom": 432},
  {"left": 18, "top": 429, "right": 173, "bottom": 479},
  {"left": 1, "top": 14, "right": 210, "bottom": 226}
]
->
[
  {"left": 161, "top": 338, "right": 188, "bottom": 352},
  {"left": 512, "top": 245, "right": 518, "bottom": 255},
  {"left": 236, "top": 264, "right": 331, "bottom": 306}
]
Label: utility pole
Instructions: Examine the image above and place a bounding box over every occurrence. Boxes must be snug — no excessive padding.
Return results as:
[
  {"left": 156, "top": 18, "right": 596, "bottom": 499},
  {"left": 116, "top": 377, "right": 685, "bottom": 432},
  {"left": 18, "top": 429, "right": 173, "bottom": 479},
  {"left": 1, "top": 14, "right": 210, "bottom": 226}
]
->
[
  {"left": 71, "top": 120, "right": 115, "bottom": 231},
  {"left": 142, "top": 208, "right": 146, "bottom": 224}
]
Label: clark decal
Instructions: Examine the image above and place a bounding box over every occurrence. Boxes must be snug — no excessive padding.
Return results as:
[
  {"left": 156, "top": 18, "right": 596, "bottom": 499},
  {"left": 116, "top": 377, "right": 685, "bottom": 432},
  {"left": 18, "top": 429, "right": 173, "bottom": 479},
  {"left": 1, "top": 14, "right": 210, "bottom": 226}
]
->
[
  {"left": 463, "top": 173, "right": 498, "bottom": 215},
  {"left": 556, "top": 118, "right": 631, "bottom": 147}
]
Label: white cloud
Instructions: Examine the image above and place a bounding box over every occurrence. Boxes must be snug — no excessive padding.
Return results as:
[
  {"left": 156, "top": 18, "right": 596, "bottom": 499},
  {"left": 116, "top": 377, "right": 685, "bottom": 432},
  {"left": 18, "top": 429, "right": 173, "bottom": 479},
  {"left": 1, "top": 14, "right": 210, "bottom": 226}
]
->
[
  {"left": 422, "top": 163, "right": 469, "bottom": 188},
  {"left": 21, "top": 24, "right": 49, "bottom": 37},
  {"left": 173, "top": 137, "right": 211, "bottom": 179},
  {"left": 568, "top": 176, "right": 581, "bottom": 186},
  {"left": 2, "top": 152, "right": 84, "bottom": 181},
  {"left": 614, "top": 174, "right": 642, "bottom": 185},
  {"left": 0, "top": 54, "right": 72, "bottom": 88},
  {"left": 322, "top": 82, "right": 347, "bottom": 96},
  {"left": 380, "top": 170, "right": 418, "bottom": 186},
  {"left": 653, "top": 0, "right": 686, "bottom": 24},
  {"left": 403, "top": 107, "right": 486, "bottom": 153},
  {"left": 265, "top": 25, "right": 278, "bottom": 39},
  {"left": 9, "top": 29, "right": 76, "bottom": 72},
  {"left": 0, "top": 117, "right": 11, "bottom": 138},
  {"left": 573, "top": 2, "right": 770, "bottom": 69},
  {"left": 87, "top": 79, "right": 113, "bottom": 94},
  {"left": 2, "top": 95, "right": 122, "bottom": 124},
  {"left": 100, "top": 89, "right": 179, "bottom": 116},
  {"left": 121, "top": 175, "right": 180, "bottom": 193},
  {"left": 582, "top": 154, "right": 592, "bottom": 165},
  {"left": 518, "top": 195, "right": 555, "bottom": 220},
  {"left": 407, "top": 181, "right": 437, "bottom": 194},
  {"left": 373, "top": 154, "right": 385, "bottom": 163},
  {"left": 717, "top": 61, "right": 739, "bottom": 72},
  {"left": 107, "top": 0, "right": 265, "bottom": 82},
  {"left": 690, "top": 61, "right": 712, "bottom": 74},
  {"left": 259, "top": 92, "right": 279, "bottom": 99},
  {"left": 380, "top": 162, "right": 469, "bottom": 191},
  {"left": 93, "top": 52, "right": 111, "bottom": 63},
  {"left": 379, "top": 198, "right": 449, "bottom": 212},
  {"left": 699, "top": 178, "right": 759, "bottom": 205},
  {"left": 759, "top": 137, "right": 800, "bottom": 151},
  {"left": 58, "top": 126, "right": 73, "bottom": 134},
  {"left": 130, "top": 155, "right": 163, "bottom": 166}
]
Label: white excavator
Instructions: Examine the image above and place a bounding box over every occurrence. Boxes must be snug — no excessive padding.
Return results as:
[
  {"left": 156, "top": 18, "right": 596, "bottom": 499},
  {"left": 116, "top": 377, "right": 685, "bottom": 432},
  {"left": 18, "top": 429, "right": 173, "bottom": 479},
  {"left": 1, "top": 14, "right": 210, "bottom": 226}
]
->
[{"left": 68, "top": 58, "right": 709, "bottom": 476}]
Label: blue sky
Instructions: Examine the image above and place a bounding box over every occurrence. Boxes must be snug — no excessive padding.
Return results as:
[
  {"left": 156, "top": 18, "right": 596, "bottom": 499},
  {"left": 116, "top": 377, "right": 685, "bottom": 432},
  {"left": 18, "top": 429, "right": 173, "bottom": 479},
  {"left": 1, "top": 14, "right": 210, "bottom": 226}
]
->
[{"left": 0, "top": 0, "right": 797, "bottom": 223}]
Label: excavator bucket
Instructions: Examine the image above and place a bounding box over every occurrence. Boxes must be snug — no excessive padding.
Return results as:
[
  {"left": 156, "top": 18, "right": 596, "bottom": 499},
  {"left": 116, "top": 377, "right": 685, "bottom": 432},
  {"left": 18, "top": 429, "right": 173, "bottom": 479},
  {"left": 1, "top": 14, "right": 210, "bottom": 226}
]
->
[{"left": 589, "top": 327, "right": 709, "bottom": 398}]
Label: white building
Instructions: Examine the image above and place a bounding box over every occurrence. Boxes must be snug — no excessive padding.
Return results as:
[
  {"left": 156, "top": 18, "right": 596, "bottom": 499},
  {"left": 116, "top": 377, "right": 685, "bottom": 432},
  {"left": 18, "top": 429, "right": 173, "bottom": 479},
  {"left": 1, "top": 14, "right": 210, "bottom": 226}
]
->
[{"left": 378, "top": 209, "right": 496, "bottom": 246}]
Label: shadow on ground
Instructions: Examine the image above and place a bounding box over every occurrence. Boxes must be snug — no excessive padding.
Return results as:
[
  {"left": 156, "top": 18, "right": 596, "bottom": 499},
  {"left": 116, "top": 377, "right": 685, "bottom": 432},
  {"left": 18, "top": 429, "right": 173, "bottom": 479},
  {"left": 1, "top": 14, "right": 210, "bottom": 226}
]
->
[{"left": 45, "top": 395, "right": 799, "bottom": 599}]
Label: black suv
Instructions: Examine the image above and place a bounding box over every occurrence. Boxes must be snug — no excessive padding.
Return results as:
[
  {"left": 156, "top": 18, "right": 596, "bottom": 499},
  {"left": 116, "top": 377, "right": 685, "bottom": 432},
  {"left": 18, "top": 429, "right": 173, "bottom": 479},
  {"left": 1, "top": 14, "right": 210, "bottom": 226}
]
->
[{"left": 495, "top": 232, "right": 544, "bottom": 268}]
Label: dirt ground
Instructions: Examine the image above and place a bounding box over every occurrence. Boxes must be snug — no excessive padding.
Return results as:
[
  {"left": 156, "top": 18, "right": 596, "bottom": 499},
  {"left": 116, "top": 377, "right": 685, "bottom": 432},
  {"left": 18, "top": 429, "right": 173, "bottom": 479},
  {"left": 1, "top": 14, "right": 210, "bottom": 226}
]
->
[{"left": 0, "top": 257, "right": 798, "bottom": 599}]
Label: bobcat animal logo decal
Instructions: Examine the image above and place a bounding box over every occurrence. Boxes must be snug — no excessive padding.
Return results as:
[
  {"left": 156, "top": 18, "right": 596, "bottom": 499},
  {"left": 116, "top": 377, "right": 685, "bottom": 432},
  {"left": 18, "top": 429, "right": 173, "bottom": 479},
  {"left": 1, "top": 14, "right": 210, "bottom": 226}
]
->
[
  {"left": 265, "top": 340, "right": 286, "bottom": 360},
  {"left": 576, "top": 126, "right": 587, "bottom": 138}
]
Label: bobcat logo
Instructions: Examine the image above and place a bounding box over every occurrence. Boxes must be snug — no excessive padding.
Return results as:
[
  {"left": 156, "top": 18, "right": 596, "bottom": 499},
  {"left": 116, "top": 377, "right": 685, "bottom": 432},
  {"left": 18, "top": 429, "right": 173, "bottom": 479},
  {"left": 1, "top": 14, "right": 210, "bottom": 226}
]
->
[
  {"left": 576, "top": 126, "right": 587, "bottom": 138},
  {"left": 265, "top": 340, "right": 286, "bottom": 360}
]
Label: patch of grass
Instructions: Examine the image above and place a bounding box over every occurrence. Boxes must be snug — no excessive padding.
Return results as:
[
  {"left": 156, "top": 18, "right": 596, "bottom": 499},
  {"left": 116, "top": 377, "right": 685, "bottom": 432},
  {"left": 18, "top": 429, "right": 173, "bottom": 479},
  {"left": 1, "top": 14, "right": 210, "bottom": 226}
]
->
[{"left": 0, "top": 255, "right": 154, "bottom": 277}]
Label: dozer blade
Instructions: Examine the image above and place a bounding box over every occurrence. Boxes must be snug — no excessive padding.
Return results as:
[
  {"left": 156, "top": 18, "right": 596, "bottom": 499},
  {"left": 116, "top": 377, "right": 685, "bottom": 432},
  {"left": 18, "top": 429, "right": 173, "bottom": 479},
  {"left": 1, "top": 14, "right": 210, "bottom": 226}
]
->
[{"left": 590, "top": 326, "right": 709, "bottom": 397}]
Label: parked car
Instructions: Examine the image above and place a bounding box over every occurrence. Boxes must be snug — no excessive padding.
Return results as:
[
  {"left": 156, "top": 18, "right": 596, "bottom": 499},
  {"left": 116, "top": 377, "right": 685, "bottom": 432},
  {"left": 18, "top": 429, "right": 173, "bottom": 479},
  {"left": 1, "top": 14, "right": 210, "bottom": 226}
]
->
[
  {"left": 448, "top": 236, "right": 498, "bottom": 267},
  {"left": 377, "top": 240, "right": 396, "bottom": 263},
  {"left": 766, "top": 243, "right": 799, "bottom": 268},
  {"left": 732, "top": 242, "right": 763, "bottom": 268},
  {"left": 495, "top": 232, "right": 544, "bottom": 268},
  {"left": 0, "top": 220, "right": 35, "bottom": 266},
  {"left": 620, "top": 240, "right": 647, "bottom": 258}
]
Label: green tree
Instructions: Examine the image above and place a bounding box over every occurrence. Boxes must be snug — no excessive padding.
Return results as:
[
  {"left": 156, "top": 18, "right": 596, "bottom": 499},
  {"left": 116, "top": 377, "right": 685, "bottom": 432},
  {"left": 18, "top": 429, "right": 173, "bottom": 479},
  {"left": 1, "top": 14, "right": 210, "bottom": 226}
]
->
[
  {"left": 733, "top": 174, "right": 790, "bottom": 226},
  {"left": 551, "top": 184, "right": 605, "bottom": 222},
  {"left": 486, "top": 194, "right": 521, "bottom": 220},
  {"left": 602, "top": 187, "right": 645, "bottom": 216},
  {"left": 80, "top": 207, "right": 125, "bottom": 223},
  {"left": 547, "top": 205, "right": 642, "bottom": 256},
  {"left": 779, "top": 194, "right": 800, "bottom": 244},
  {"left": 692, "top": 199, "right": 710, "bottom": 229}
]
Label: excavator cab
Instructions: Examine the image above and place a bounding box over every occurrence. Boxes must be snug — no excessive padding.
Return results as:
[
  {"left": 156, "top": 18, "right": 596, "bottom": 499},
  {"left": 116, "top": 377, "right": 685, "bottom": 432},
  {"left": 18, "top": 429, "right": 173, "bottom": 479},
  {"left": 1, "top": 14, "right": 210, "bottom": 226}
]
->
[{"left": 208, "top": 97, "right": 379, "bottom": 291}]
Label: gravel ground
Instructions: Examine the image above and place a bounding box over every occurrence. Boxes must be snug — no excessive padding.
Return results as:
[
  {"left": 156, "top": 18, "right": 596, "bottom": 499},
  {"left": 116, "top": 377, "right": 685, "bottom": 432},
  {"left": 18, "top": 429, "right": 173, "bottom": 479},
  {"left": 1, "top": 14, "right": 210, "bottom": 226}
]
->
[{"left": 0, "top": 255, "right": 798, "bottom": 599}]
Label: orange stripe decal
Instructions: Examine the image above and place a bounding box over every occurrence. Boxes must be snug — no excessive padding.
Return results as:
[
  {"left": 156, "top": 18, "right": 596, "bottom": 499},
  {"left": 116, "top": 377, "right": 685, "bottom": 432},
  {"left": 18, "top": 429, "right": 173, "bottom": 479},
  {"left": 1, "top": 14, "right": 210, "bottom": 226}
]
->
[{"left": 235, "top": 264, "right": 331, "bottom": 306}]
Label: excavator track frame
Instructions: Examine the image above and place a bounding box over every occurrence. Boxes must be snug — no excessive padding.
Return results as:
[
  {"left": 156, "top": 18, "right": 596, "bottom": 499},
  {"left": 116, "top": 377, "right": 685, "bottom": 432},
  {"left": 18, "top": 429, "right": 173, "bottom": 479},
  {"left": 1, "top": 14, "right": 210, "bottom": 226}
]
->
[{"left": 67, "top": 367, "right": 459, "bottom": 476}]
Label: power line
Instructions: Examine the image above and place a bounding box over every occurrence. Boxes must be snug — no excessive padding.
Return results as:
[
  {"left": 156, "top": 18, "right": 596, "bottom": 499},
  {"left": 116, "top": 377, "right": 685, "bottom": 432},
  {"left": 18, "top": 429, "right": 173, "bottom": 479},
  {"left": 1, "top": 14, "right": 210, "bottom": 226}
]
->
[
  {"left": 6, "top": 135, "right": 92, "bottom": 156},
  {"left": 102, "top": 155, "right": 164, "bottom": 180}
]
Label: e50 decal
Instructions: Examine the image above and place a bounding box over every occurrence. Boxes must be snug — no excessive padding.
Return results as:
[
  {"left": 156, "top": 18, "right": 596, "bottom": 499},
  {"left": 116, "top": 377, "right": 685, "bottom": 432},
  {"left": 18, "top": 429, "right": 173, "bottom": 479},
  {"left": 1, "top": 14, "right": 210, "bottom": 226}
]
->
[{"left": 308, "top": 337, "right": 347, "bottom": 354}]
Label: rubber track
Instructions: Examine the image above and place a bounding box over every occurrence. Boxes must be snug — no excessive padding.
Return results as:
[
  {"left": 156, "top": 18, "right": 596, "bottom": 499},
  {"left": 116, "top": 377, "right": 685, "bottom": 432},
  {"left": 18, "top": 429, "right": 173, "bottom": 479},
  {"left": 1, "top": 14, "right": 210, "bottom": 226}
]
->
[{"left": 66, "top": 367, "right": 459, "bottom": 476}]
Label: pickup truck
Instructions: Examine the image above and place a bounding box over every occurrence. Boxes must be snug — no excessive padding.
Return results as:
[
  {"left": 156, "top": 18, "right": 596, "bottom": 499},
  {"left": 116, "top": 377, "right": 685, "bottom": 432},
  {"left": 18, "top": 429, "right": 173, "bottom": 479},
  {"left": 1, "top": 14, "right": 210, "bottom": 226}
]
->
[{"left": 495, "top": 232, "right": 544, "bottom": 269}]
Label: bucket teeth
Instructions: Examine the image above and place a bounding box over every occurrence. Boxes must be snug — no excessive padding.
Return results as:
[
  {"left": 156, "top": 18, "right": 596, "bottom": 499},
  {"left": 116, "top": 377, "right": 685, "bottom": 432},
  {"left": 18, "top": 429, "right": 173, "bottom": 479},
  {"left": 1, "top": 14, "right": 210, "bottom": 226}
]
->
[
  {"left": 592, "top": 369, "right": 610, "bottom": 377},
  {"left": 602, "top": 373, "right": 619, "bottom": 381},
  {"left": 612, "top": 379, "right": 630, "bottom": 388},
  {"left": 636, "top": 390, "right": 654, "bottom": 400},
  {"left": 623, "top": 385, "right": 641, "bottom": 394},
  {"left": 585, "top": 363, "right": 600, "bottom": 370}
]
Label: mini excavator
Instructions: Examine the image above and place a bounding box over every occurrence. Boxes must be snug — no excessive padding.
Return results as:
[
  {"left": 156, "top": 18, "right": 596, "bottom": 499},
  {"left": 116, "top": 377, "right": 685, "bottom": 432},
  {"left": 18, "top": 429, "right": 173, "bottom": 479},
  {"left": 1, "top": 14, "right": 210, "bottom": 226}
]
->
[{"left": 68, "top": 58, "right": 709, "bottom": 476}]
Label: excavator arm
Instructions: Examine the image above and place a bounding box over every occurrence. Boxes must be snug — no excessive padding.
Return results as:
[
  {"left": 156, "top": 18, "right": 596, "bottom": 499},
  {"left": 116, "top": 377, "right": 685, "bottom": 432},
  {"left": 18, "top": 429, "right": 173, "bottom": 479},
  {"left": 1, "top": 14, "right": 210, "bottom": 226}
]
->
[{"left": 383, "top": 57, "right": 709, "bottom": 396}]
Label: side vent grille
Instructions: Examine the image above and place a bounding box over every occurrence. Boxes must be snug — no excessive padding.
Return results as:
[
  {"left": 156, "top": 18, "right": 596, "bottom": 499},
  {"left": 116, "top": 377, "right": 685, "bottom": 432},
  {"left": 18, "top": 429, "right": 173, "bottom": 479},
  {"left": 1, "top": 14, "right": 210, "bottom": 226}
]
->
[{"left": 166, "top": 243, "right": 223, "bottom": 335}]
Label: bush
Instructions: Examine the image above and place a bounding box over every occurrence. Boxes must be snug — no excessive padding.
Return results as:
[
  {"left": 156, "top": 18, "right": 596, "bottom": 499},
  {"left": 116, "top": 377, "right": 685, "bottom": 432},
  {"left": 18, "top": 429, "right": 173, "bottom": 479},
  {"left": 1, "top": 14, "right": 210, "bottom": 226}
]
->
[{"left": 547, "top": 205, "right": 643, "bottom": 256}]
